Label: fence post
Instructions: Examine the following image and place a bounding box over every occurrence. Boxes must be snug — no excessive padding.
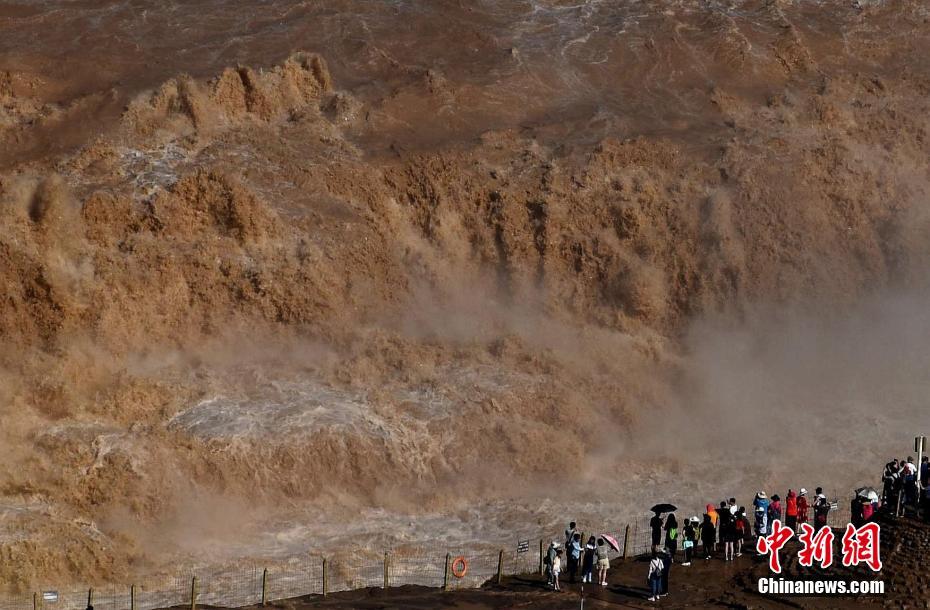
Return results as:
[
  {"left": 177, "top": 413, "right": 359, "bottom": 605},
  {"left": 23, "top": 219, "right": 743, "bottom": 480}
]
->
[
  {"left": 321, "top": 558, "right": 328, "bottom": 597},
  {"left": 623, "top": 524, "right": 631, "bottom": 560},
  {"left": 33, "top": 592, "right": 38, "bottom": 610},
  {"left": 497, "top": 550, "right": 504, "bottom": 585},
  {"left": 87, "top": 588, "right": 94, "bottom": 608},
  {"left": 383, "top": 552, "right": 390, "bottom": 589},
  {"left": 538, "top": 540, "right": 544, "bottom": 575},
  {"left": 130, "top": 585, "right": 135, "bottom": 610},
  {"left": 443, "top": 553, "right": 451, "bottom": 591},
  {"left": 261, "top": 568, "right": 268, "bottom": 605},
  {"left": 190, "top": 576, "right": 197, "bottom": 610}
]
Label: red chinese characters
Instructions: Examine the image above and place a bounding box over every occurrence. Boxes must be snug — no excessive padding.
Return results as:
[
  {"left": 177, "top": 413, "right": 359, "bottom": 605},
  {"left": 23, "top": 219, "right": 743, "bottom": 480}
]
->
[
  {"left": 756, "top": 519, "right": 794, "bottom": 573},
  {"left": 798, "top": 523, "right": 835, "bottom": 569},
  {"left": 841, "top": 522, "right": 882, "bottom": 571}
]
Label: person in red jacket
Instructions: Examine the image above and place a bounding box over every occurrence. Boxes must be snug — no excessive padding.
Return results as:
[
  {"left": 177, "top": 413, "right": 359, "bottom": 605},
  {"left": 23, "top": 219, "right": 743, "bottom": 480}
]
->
[
  {"left": 796, "top": 488, "right": 810, "bottom": 531},
  {"left": 785, "top": 489, "right": 799, "bottom": 531}
]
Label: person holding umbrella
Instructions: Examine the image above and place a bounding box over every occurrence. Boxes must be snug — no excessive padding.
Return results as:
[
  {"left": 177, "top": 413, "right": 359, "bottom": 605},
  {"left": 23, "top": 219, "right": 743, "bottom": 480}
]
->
[
  {"left": 600, "top": 532, "right": 622, "bottom": 586},
  {"left": 855, "top": 487, "right": 879, "bottom": 522},
  {"left": 650, "top": 511, "right": 664, "bottom": 553},
  {"left": 595, "top": 537, "right": 611, "bottom": 586},
  {"left": 650, "top": 503, "right": 677, "bottom": 554}
]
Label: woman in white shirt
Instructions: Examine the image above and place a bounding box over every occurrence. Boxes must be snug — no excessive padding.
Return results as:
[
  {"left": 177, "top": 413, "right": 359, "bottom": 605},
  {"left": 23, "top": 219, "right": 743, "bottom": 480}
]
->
[{"left": 647, "top": 551, "right": 664, "bottom": 602}]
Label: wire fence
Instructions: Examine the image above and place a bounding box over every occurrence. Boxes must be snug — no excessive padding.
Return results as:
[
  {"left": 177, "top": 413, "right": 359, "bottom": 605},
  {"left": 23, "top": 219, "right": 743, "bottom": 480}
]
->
[{"left": 0, "top": 499, "right": 858, "bottom": 610}]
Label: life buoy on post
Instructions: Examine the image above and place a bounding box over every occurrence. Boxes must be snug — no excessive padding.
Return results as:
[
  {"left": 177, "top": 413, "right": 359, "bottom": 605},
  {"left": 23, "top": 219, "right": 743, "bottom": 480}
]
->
[{"left": 451, "top": 556, "right": 468, "bottom": 579}]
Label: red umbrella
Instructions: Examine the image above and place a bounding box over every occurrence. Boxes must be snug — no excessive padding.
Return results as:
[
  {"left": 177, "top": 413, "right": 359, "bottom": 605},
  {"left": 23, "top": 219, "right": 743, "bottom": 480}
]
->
[{"left": 601, "top": 533, "right": 621, "bottom": 553}]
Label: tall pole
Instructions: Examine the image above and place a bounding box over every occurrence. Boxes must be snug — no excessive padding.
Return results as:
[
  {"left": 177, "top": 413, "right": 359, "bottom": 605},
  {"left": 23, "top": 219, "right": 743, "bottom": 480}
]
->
[
  {"left": 190, "top": 576, "right": 197, "bottom": 610},
  {"left": 443, "top": 553, "right": 452, "bottom": 591},
  {"left": 917, "top": 436, "right": 926, "bottom": 493},
  {"left": 623, "top": 525, "right": 631, "bottom": 561},
  {"left": 321, "top": 558, "right": 328, "bottom": 597},
  {"left": 383, "top": 552, "right": 390, "bottom": 589}
]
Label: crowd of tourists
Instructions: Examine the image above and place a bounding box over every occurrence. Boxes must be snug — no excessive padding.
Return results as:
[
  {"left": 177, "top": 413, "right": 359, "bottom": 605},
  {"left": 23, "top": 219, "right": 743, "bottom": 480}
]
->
[
  {"left": 544, "top": 522, "right": 612, "bottom": 591},
  {"left": 881, "top": 455, "right": 930, "bottom": 519},
  {"left": 544, "top": 486, "right": 838, "bottom": 602},
  {"left": 542, "top": 453, "right": 930, "bottom": 603}
]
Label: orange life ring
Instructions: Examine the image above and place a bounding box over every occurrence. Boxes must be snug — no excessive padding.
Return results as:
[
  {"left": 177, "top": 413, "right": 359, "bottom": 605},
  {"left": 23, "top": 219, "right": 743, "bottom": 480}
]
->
[{"left": 451, "top": 556, "right": 468, "bottom": 578}]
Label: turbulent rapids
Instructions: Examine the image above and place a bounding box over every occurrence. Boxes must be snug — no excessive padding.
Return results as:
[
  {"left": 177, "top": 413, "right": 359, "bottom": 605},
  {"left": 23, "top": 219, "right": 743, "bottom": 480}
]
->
[{"left": 1, "top": 0, "right": 929, "bottom": 593}]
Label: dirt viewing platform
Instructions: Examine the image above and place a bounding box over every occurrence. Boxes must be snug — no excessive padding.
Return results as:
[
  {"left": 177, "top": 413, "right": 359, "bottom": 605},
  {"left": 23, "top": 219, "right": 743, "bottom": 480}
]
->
[{"left": 148, "top": 514, "right": 925, "bottom": 610}]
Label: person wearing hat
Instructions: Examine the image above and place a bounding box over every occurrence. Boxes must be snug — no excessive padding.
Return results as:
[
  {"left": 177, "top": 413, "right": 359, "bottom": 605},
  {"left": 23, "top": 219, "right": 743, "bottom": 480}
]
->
[
  {"left": 545, "top": 541, "right": 559, "bottom": 586},
  {"left": 796, "top": 488, "right": 809, "bottom": 531},
  {"left": 753, "top": 492, "right": 769, "bottom": 541},
  {"left": 551, "top": 548, "right": 563, "bottom": 591}
]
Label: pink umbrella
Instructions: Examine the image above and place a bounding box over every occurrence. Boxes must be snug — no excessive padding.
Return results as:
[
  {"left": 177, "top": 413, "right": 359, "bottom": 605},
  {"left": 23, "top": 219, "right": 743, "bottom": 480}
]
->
[{"left": 601, "top": 533, "right": 621, "bottom": 553}]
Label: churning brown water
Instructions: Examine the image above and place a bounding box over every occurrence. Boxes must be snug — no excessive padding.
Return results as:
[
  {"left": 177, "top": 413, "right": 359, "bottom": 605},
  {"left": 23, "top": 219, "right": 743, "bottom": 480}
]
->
[{"left": 1, "top": 0, "right": 929, "bottom": 592}]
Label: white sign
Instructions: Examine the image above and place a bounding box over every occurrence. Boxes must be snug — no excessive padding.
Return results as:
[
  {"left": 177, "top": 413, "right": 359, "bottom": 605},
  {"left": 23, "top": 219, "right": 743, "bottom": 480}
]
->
[{"left": 42, "top": 592, "right": 58, "bottom": 603}]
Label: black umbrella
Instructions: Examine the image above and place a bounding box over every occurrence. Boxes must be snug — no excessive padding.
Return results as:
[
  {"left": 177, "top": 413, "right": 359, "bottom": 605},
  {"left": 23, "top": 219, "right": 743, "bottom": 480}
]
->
[{"left": 650, "top": 503, "right": 677, "bottom": 514}]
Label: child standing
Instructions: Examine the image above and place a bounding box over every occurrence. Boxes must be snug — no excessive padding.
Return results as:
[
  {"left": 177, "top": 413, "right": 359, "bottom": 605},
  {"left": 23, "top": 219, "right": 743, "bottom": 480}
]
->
[
  {"left": 682, "top": 517, "right": 698, "bottom": 566},
  {"left": 551, "top": 549, "right": 563, "bottom": 591}
]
